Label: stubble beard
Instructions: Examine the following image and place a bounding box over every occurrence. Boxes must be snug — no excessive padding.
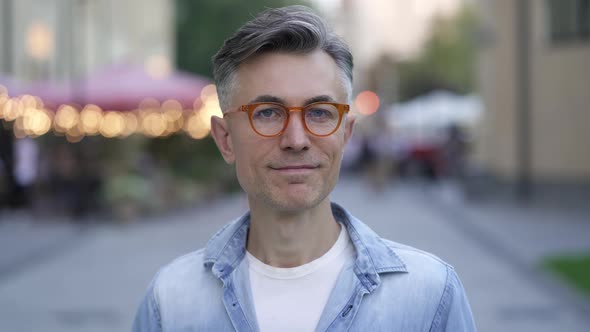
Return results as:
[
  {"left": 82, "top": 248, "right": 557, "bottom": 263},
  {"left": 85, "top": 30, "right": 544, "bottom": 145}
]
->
[{"left": 249, "top": 172, "right": 336, "bottom": 214}]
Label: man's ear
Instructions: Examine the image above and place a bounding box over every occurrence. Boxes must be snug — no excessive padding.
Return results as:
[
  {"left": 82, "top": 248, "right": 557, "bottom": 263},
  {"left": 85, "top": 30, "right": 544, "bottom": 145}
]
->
[
  {"left": 343, "top": 113, "right": 356, "bottom": 146},
  {"left": 210, "top": 116, "right": 235, "bottom": 164}
]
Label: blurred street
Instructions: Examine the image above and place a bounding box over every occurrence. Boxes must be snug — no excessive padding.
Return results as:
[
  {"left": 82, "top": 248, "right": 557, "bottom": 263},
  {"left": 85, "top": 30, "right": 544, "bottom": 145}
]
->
[
  {"left": 2, "top": 1, "right": 589, "bottom": 331},
  {"left": 0, "top": 175, "right": 589, "bottom": 332}
]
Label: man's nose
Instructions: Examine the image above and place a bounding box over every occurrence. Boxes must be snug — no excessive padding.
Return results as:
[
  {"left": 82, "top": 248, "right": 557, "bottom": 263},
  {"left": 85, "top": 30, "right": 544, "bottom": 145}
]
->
[{"left": 278, "top": 111, "right": 310, "bottom": 151}]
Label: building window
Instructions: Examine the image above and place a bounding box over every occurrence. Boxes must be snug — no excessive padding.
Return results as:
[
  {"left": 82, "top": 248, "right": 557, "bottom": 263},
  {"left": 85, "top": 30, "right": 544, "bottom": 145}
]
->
[{"left": 547, "top": 0, "right": 590, "bottom": 43}]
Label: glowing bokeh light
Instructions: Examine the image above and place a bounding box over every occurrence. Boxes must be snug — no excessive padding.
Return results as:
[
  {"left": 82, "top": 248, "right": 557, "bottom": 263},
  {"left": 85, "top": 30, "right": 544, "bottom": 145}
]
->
[
  {"left": 119, "top": 112, "right": 137, "bottom": 137},
  {"left": 198, "top": 99, "right": 222, "bottom": 129},
  {"left": 162, "top": 99, "right": 182, "bottom": 113},
  {"left": 55, "top": 105, "right": 79, "bottom": 131},
  {"left": 32, "top": 96, "right": 44, "bottom": 108},
  {"left": 172, "top": 114, "right": 185, "bottom": 132},
  {"left": 100, "top": 111, "right": 125, "bottom": 138},
  {"left": 142, "top": 112, "right": 166, "bottom": 137},
  {"left": 26, "top": 22, "right": 54, "bottom": 61},
  {"left": 20, "top": 109, "right": 34, "bottom": 136},
  {"left": 200, "top": 84, "right": 217, "bottom": 101},
  {"left": 3, "top": 98, "right": 24, "bottom": 122},
  {"left": 185, "top": 111, "right": 210, "bottom": 139},
  {"left": 163, "top": 101, "right": 182, "bottom": 118},
  {"left": 145, "top": 55, "right": 172, "bottom": 79},
  {"left": 80, "top": 105, "right": 103, "bottom": 135},
  {"left": 20, "top": 95, "right": 39, "bottom": 112},
  {"left": 34, "top": 110, "right": 52, "bottom": 136},
  {"left": 13, "top": 118, "right": 27, "bottom": 138},
  {"left": 139, "top": 98, "right": 160, "bottom": 110},
  {"left": 23, "top": 107, "right": 52, "bottom": 136},
  {"left": 193, "top": 98, "right": 203, "bottom": 112},
  {"left": 183, "top": 92, "right": 222, "bottom": 139},
  {"left": 354, "top": 91, "right": 380, "bottom": 116},
  {"left": 0, "top": 86, "right": 224, "bottom": 139},
  {"left": 66, "top": 125, "right": 84, "bottom": 143}
]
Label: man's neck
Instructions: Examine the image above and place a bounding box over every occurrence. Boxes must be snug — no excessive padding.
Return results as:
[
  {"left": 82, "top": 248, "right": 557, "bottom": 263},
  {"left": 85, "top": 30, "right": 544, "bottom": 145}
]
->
[{"left": 246, "top": 199, "right": 341, "bottom": 268}]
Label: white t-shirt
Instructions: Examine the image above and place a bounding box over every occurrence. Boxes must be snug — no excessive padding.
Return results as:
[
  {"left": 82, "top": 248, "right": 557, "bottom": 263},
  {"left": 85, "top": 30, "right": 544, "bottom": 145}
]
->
[{"left": 245, "top": 224, "right": 355, "bottom": 332}]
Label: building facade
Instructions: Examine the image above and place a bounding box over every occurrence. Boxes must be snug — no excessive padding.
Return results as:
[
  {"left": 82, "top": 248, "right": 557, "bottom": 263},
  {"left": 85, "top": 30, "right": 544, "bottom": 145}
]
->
[
  {"left": 0, "top": 0, "right": 173, "bottom": 83},
  {"left": 476, "top": 0, "right": 590, "bottom": 185}
]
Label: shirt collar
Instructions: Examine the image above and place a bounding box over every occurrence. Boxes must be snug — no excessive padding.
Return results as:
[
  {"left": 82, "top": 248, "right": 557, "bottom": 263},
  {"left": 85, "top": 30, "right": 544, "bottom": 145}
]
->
[
  {"left": 203, "top": 211, "right": 251, "bottom": 279},
  {"left": 203, "top": 202, "right": 407, "bottom": 285}
]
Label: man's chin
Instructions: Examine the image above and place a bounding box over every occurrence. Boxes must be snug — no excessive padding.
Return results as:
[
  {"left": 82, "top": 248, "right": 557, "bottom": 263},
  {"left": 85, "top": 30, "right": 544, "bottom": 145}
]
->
[
  {"left": 272, "top": 201, "right": 319, "bottom": 214},
  {"left": 266, "top": 189, "right": 324, "bottom": 213}
]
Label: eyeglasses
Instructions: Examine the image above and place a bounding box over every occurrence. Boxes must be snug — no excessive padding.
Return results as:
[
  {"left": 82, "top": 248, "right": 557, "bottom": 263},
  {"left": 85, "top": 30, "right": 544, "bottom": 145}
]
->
[{"left": 223, "top": 102, "right": 350, "bottom": 137}]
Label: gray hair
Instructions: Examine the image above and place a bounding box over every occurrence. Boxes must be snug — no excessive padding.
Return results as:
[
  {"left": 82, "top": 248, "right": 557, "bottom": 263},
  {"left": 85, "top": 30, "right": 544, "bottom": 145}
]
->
[{"left": 212, "top": 5, "right": 353, "bottom": 111}]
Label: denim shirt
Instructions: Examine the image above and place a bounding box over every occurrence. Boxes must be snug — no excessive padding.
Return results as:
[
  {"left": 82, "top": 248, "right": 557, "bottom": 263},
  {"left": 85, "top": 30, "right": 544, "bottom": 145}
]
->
[{"left": 133, "top": 203, "right": 476, "bottom": 331}]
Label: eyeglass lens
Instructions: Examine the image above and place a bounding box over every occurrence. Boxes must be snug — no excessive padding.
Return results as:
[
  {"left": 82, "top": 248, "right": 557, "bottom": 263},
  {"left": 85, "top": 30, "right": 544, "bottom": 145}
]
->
[{"left": 250, "top": 103, "right": 340, "bottom": 136}]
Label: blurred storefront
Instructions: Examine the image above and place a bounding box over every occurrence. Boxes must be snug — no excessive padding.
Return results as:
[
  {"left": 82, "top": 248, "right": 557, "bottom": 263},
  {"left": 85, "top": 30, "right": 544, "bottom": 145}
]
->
[
  {"left": 475, "top": 0, "right": 590, "bottom": 191},
  {"left": 0, "top": 0, "right": 173, "bottom": 82},
  {"left": 0, "top": 0, "right": 225, "bottom": 218}
]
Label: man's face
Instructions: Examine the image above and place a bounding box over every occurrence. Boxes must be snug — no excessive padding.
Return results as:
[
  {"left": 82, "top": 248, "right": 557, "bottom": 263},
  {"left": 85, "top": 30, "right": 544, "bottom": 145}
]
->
[{"left": 211, "top": 50, "right": 355, "bottom": 213}]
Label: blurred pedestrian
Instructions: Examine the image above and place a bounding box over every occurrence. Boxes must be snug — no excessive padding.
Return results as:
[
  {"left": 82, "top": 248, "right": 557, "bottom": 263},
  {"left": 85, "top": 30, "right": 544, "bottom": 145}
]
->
[
  {"left": 439, "top": 123, "right": 470, "bottom": 203},
  {"left": 364, "top": 112, "right": 395, "bottom": 192},
  {"left": 14, "top": 137, "right": 39, "bottom": 209},
  {"left": 443, "top": 123, "right": 469, "bottom": 180},
  {"left": 47, "top": 144, "right": 79, "bottom": 216},
  {"left": 0, "top": 122, "right": 24, "bottom": 209},
  {"left": 133, "top": 6, "right": 475, "bottom": 332}
]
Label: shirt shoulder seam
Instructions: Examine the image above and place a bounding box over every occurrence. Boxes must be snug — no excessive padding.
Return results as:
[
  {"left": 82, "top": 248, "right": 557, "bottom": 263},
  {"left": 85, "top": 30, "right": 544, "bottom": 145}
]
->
[
  {"left": 157, "top": 248, "right": 207, "bottom": 278},
  {"left": 382, "top": 239, "right": 453, "bottom": 269},
  {"left": 429, "top": 264, "right": 454, "bottom": 332}
]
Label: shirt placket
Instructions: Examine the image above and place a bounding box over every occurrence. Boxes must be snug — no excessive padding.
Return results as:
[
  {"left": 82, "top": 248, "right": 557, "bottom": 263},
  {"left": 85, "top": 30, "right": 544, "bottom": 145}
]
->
[
  {"left": 322, "top": 286, "right": 369, "bottom": 331},
  {"left": 218, "top": 258, "right": 260, "bottom": 332},
  {"left": 222, "top": 281, "right": 256, "bottom": 332}
]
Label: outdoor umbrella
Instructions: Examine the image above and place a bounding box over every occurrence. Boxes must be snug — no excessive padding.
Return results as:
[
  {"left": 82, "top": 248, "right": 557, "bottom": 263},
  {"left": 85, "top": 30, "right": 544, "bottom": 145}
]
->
[
  {"left": 72, "top": 63, "right": 210, "bottom": 111},
  {"left": 7, "top": 63, "right": 210, "bottom": 111}
]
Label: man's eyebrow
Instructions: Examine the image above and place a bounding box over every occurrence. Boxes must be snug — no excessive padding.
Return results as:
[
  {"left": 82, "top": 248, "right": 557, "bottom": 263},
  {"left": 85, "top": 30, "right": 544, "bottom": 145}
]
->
[
  {"left": 249, "top": 95, "right": 285, "bottom": 104},
  {"left": 303, "top": 95, "right": 336, "bottom": 105},
  {"left": 248, "top": 94, "right": 337, "bottom": 105}
]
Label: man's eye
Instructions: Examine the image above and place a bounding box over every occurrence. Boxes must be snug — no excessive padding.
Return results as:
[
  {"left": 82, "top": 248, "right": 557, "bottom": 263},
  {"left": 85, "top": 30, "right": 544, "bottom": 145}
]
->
[
  {"left": 259, "top": 109, "right": 276, "bottom": 118},
  {"left": 253, "top": 108, "right": 282, "bottom": 119},
  {"left": 307, "top": 108, "right": 331, "bottom": 119}
]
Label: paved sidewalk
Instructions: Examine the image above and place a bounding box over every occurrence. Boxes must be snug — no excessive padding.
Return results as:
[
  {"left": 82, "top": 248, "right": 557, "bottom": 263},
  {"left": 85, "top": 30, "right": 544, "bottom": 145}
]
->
[
  {"left": 0, "top": 212, "right": 87, "bottom": 281},
  {"left": 332, "top": 177, "right": 590, "bottom": 332},
  {"left": 0, "top": 196, "right": 249, "bottom": 332},
  {"left": 429, "top": 181, "right": 590, "bottom": 265},
  {"left": 425, "top": 181, "right": 590, "bottom": 323},
  {"left": 0, "top": 176, "right": 588, "bottom": 331}
]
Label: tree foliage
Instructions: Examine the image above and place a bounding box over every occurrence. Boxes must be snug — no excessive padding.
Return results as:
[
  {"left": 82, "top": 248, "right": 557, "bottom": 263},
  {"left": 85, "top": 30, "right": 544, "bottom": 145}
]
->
[
  {"left": 175, "top": 0, "right": 309, "bottom": 78},
  {"left": 398, "top": 6, "right": 479, "bottom": 101}
]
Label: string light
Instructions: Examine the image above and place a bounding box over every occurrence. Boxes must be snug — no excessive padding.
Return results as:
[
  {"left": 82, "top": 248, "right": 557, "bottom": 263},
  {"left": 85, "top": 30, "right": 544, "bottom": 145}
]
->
[
  {"left": 80, "top": 105, "right": 103, "bottom": 135},
  {"left": 185, "top": 111, "right": 210, "bottom": 139},
  {"left": 121, "top": 112, "right": 139, "bottom": 137},
  {"left": 0, "top": 86, "right": 219, "bottom": 140},
  {"left": 55, "top": 105, "right": 79, "bottom": 132}
]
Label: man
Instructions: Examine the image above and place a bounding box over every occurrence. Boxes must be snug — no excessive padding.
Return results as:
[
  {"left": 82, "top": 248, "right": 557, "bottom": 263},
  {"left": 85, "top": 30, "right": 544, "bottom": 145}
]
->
[{"left": 133, "top": 5, "right": 476, "bottom": 331}]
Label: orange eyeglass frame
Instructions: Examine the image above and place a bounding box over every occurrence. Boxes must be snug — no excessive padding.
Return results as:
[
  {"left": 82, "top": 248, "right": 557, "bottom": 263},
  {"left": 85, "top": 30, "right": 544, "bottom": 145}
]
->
[{"left": 223, "top": 102, "right": 350, "bottom": 138}]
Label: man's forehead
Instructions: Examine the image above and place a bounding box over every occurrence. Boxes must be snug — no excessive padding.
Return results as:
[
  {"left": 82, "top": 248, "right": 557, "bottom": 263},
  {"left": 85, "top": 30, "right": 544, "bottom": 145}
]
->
[{"left": 233, "top": 51, "right": 346, "bottom": 105}]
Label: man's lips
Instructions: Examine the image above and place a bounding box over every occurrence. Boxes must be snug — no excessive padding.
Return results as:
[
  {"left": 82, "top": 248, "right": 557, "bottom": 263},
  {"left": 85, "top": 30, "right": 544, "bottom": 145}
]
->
[{"left": 269, "top": 164, "right": 319, "bottom": 171}]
